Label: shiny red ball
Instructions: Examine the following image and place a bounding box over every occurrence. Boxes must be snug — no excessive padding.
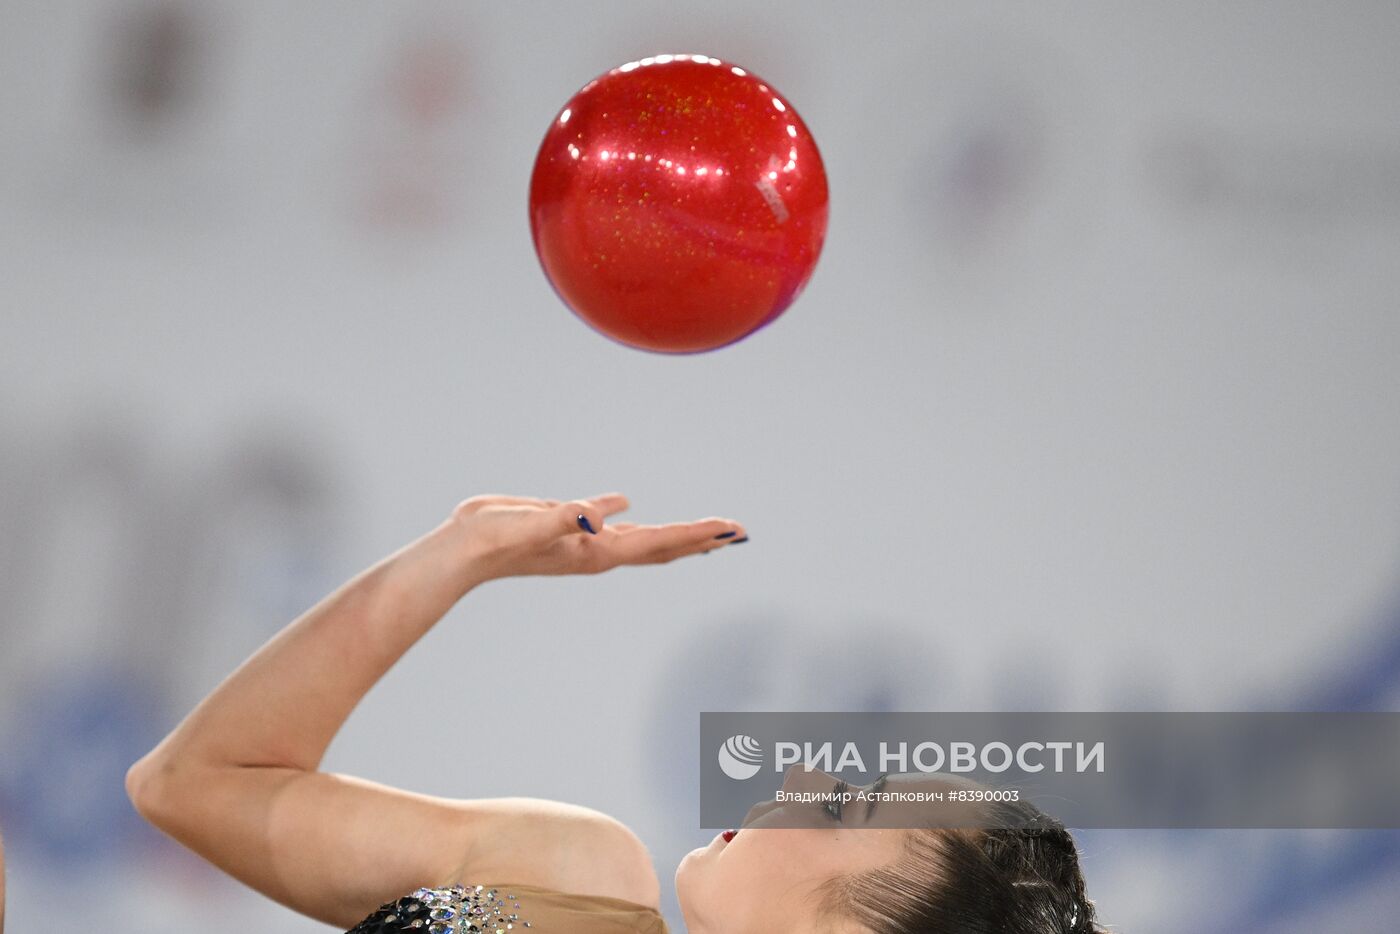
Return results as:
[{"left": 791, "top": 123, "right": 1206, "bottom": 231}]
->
[{"left": 529, "top": 54, "right": 829, "bottom": 354}]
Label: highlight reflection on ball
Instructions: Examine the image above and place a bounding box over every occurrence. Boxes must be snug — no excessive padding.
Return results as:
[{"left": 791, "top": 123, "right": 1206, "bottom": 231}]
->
[{"left": 529, "top": 54, "right": 829, "bottom": 354}]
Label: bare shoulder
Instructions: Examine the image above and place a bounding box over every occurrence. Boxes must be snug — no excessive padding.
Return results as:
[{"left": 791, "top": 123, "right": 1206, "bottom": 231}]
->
[{"left": 446, "top": 798, "right": 661, "bottom": 910}]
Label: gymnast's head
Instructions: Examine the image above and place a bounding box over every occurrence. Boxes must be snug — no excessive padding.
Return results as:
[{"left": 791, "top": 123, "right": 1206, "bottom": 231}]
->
[{"left": 675, "top": 769, "right": 1101, "bottom": 934}]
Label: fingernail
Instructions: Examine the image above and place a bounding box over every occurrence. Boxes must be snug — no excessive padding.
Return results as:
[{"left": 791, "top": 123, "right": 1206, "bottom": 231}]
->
[
  {"left": 714, "top": 530, "right": 738, "bottom": 540},
  {"left": 727, "top": 536, "right": 749, "bottom": 545},
  {"left": 577, "top": 514, "right": 597, "bottom": 534}
]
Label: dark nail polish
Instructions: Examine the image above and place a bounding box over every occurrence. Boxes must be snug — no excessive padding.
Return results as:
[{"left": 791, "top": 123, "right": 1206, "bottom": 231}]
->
[
  {"left": 727, "top": 536, "right": 749, "bottom": 545},
  {"left": 577, "top": 514, "right": 597, "bottom": 534},
  {"left": 714, "top": 530, "right": 738, "bottom": 540}
]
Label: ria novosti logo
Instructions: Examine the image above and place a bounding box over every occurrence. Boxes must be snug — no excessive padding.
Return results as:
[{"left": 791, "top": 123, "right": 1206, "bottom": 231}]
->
[
  {"left": 717, "top": 734, "right": 763, "bottom": 780},
  {"left": 715, "top": 733, "right": 1108, "bottom": 781}
]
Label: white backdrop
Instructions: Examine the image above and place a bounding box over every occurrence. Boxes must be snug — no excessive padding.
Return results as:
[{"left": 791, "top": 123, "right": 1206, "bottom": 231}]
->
[{"left": 2, "top": 2, "right": 1400, "bottom": 931}]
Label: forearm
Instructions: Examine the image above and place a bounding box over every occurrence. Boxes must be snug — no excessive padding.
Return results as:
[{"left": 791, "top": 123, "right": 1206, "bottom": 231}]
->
[{"left": 131, "top": 515, "right": 482, "bottom": 781}]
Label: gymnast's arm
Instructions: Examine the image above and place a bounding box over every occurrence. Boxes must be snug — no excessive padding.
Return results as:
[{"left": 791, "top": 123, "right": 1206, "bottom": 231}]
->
[{"left": 125, "top": 493, "right": 744, "bottom": 929}]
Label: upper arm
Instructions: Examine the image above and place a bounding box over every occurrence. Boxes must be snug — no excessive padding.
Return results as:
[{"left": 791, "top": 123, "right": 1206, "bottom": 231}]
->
[{"left": 128, "top": 761, "right": 660, "bottom": 928}]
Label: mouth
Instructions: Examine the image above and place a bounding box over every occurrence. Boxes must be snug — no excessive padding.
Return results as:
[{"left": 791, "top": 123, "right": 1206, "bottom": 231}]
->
[{"left": 721, "top": 829, "right": 738, "bottom": 843}]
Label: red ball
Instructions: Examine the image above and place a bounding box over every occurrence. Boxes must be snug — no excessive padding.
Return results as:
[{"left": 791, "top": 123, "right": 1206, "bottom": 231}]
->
[{"left": 529, "top": 54, "right": 829, "bottom": 354}]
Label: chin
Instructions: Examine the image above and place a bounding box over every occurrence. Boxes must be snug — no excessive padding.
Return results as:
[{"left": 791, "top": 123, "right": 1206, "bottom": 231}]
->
[
  {"left": 675, "top": 845, "right": 703, "bottom": 882},
  {"left": 673, "top": 864, "right": 702, "bottom": 932},
  {"left": 674, "top": 844, "right": 708, "bottom": 905}
]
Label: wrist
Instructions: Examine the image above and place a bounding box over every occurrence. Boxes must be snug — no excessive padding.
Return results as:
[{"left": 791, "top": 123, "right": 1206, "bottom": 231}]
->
[{"left": 435, "top": 510, "right": 499, "bottom": 592}]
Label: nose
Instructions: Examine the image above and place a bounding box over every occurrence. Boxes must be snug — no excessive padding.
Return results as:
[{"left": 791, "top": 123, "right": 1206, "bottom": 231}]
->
[{"left": 781, "top": 764, "right": 838, "bottom": 794}]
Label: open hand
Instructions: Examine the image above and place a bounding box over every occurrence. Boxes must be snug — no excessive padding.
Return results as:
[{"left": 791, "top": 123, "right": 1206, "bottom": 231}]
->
[{"left": 450, "top": 492, "right": 746, "bottom": 583}]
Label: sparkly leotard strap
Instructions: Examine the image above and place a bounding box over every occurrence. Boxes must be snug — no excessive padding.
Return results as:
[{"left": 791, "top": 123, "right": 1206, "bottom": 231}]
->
[{"left": 345, "top": 885, "right": 530, "bottom": 933}]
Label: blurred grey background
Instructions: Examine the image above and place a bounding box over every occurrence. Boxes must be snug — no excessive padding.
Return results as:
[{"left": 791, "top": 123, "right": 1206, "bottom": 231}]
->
[{"left": 2, "top": 2, "right": 1399, "bottom": 931}]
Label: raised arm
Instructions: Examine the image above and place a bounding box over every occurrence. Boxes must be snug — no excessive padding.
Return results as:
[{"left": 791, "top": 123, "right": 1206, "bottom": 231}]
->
[{"left": 126, "top": 493, "right": 744, "bottom": 928}]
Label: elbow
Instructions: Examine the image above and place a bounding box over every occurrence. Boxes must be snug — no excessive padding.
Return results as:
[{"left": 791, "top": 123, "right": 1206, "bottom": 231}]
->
[
  {"left": 124, "top": 753, "right": 158, "bottom": 820},
  {"left": 125, "top": 752, "right": 178, "bottom": 827}
]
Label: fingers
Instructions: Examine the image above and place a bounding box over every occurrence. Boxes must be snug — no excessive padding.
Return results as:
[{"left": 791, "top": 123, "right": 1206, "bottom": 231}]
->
[
  {"left": 556, "top": 493, "right": 631, "bottom": 537},
  {"left": 606, "top": 517, "right": 746, "bottom": 565},
  {"left": 590, "top": 492, "right": 631, "bottom": 518}
]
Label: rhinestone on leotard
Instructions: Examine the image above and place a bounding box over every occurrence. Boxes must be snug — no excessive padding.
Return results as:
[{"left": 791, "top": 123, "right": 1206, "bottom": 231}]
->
[{"left": 345, "top": 885, "right": 531, "bottom": 933}]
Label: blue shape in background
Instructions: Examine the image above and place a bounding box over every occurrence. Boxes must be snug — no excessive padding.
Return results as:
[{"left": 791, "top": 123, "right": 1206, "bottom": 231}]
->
[{"left": 0, "top": 669, "right": 164, "bottom": 866}]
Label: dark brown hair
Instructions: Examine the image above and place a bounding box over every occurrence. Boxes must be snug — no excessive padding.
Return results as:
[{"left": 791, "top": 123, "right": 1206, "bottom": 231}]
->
[{"left": 821, "top": 801, "right": 1102, "bottom": 933}]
